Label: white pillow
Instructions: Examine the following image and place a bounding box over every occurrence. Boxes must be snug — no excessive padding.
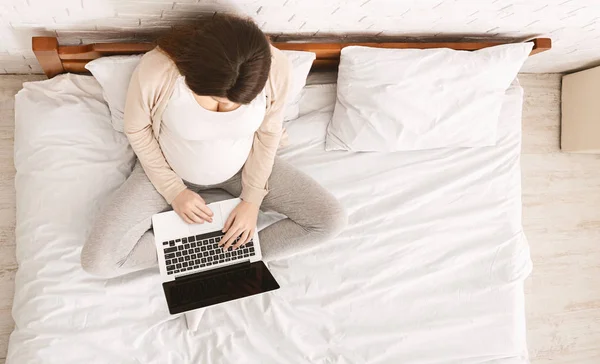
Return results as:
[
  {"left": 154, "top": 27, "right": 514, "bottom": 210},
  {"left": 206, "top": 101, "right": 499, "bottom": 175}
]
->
[
  {"left": 326, "top": 42, "right": 534, "bottom": 152},
  {"left": 85, "top": 50, "right": 315, "bottom": 132},
  {"left": 281, "top": 50, "right": 316, "bottom": 121},
  {"left": 85, "top": 55, "right": 143, "bottom": 132}
]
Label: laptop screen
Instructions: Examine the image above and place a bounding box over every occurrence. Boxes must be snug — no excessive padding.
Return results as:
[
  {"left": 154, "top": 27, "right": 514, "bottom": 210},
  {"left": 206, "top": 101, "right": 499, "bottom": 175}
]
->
[{"left": 163, "top": 261, "right": 279, "bottom": 314}]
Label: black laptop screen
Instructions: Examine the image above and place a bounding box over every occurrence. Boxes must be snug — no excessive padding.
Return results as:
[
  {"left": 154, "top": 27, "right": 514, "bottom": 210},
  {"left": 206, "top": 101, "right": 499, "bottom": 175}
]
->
[{"left": 162, "top": 261, "right": 279, "bottom": 314}]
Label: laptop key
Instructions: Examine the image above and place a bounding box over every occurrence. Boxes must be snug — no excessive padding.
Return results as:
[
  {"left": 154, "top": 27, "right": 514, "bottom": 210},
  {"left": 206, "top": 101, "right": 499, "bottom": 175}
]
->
[
  {"left": 165, "top": 253, "right": 175, "bottom": 259},
  {"left": 249, "top": 247, "right": 255, "bottom": 253},
  {"left": 182, "top": 262, "right": 188, "bottom": 268},
  {"left": 219, "top": 260, "right": 224, "bottom": 263},
  {"left": 164, "top": 247, "right": 177, "bottom": 253},
  {"left": 182, "top": 238, "right": 187, "bottom": 243},
  {"left": 203, "top": 252, "right": 208, "bottom": 257},
  {"left": 213, "top": 243, "right": 219, "bottom": 249},
  {"left": 184, "top": 256, "right": 190, "bottom": 261},
  {"left": 200, "top": 264, "right": 206, "bottom": 267},
  {"left": 207, "top": 256, "right": 213, "bottom": 262},
  {"left": 219, "top": 254, "right": 225, "bottom": 259},
  {"left": 225, "top": 258, "right": 231, "bottom": 262},
  {"left": 184, "top": 243, "right": 190, "bottom": 249},
  {"left": 176, "top": 251, "right": 182, "bottom": 257},
  {"left": 209, "top": 238, "right": 214, "bottom": 243},
  {"left": 188, "top": 236, "right": 195, "bottom": 242},
  {"left": 175, "top": 239, "right": 181, "bottom": 242},
  {"left": 176, "top": 263, "right": 182, "bottom": 269},
  {"left": 165, "top": 259, "right": 171, "bottom": 265},
  {"left": 244, "top": 254, "right": 249, "bottom": 258},
  {"left": 191, "top": 242, "right": 197, "bottom": 248},
  {"left": 169, "top": 240, "right": 175, "bottom": 246},
  {"left": 209, "top": 251, "right": 215, "bottom": 256},
  {"left": 167, "top": 265, "right": 175, "bottom": 270},
  {"left": 195, "top": 259, "right": 201, "bottom": 265},
  {"left": 201, "top": 258, "right": 206, "bottom": 263},
  {"left": 195, "top": 235, "right": 202, "bottom": 240},
  {"left": 225, "top": 252, "right": 231, "bottom": 258},
  {"left": 177, "top": 245, "right": 184, "bottom": 251},
  {"left": 216, "top": 237, "right": 221, "bottom": 242},
  {"left": 200, "top": 246, "right": 206, "bottom": 251},
  {"left": 191, "top": 254, "right": 197, "bottom": 259}
]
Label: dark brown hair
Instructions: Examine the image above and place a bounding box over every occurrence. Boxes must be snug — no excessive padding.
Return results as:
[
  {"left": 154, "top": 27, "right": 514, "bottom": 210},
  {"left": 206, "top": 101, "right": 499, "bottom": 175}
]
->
[{"left": 157, "top": 14, "right": 272, "bottom": 104}]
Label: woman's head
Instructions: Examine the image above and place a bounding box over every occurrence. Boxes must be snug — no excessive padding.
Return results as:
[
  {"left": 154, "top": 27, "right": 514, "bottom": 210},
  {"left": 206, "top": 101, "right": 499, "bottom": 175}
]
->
[{"left": 157, "top": 14, "right": 271, "bottom": 105}]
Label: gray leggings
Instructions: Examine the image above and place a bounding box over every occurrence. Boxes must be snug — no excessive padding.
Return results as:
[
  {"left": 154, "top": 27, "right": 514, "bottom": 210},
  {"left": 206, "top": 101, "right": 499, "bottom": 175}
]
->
[{"left": 81, "top": 157, "right": 347, "bottom": 277}]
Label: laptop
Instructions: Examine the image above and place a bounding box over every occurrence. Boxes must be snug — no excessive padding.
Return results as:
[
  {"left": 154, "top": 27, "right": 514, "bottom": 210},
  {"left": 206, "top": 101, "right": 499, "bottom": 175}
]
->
[{"left": 152, "top": 198, "right": 280, "bottom": 314}]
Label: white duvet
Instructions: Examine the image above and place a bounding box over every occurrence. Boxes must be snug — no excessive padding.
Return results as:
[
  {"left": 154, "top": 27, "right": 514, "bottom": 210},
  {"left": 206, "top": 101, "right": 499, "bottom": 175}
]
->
[{"left": 8, "top": 74, "right": 531, "bottom": 364}]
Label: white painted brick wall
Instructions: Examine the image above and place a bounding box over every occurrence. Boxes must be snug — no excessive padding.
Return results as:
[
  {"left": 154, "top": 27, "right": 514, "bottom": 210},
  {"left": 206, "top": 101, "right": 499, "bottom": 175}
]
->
[{"left": 0, "top": 0, "right": 598, "bottom": 74}]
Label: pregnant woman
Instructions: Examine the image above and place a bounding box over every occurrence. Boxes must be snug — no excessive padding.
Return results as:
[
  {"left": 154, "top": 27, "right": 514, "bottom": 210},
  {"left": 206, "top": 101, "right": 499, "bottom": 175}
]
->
[{"left": 81, "top": 14, "right": 346, "bottom": 277}]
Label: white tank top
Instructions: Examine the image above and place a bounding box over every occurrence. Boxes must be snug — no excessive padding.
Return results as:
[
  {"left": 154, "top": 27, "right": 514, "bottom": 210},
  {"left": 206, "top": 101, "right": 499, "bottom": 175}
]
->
[{"left": 159, "top": 76, "right": 266, "bottom": 186}]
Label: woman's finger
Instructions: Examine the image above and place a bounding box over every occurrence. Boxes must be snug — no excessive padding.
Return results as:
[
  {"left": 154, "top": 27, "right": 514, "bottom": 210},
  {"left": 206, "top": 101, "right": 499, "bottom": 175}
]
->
[
  {"left": 174, "top": 209, "right": 190, "bottom": 224},
  {"left": 190, "top": 206, "right": 212, "bottom": 223},
  {"left": 222, "top": 228, "right": 243, "bottom": 250},
  {"left": 233, "top": 230, "right": 249, "bottom": 250},
  {"left": 223, "top": 226, "right": 243, "bottom": 250},
  {"left": 179, "top": 211, "right": 195, "bottom": 224},
  {"left": 244, "top": 228, "right": 255, "bottom": 245},
  {"left": 185, "top": 208, "right": 203, "bottom": 224},
  {"left": 185, "top": 210, "right": 203, "bottom": 224},
  {"left": 222, "top": 211, "right": 235, "bottom": 233},
  {"left": 220, "top": 220, "right": 238, "bottom": 245},
  {"left": 189, "top": 192, "right": 213, "bottom": 217},
  {"left": 195, "top": 202, "right": 214, "bottom": 218}
]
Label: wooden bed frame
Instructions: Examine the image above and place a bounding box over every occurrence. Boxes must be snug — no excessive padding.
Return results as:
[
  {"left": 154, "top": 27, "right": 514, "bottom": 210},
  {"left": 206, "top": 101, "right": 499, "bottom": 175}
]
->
[{"left": 32, "top": 36, "right": 551, "bottom": 78}]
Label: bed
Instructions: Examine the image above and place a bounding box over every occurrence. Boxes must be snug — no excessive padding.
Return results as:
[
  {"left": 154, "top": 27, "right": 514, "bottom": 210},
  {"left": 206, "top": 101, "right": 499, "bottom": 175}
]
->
[{"left": 7, "top": 37, "right": 550, "bottom": 364}]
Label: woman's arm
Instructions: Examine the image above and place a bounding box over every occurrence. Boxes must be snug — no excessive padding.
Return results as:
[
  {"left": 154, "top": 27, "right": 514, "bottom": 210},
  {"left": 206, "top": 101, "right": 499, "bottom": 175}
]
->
[
  {"left": 239, "top": 46, "right": 292, "bottom": 206},
  {"left": 220, "top": 47, "right": 291, "bottom": 249},
  {"left": 123, "top": 52, "right": 187, "bottom": 204},
  {"left": 124, "top": 52, "right": 214, "bottom": 224}
]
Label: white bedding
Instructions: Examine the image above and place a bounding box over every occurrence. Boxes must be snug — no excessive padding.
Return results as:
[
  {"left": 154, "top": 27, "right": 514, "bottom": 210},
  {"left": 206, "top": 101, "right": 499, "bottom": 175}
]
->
[{"left": 8, "top": 74, "right": 531, "bottom": 364}]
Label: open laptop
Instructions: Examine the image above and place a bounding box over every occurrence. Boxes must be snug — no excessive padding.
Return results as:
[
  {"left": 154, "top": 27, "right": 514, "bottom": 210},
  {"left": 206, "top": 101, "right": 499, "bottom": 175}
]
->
[{"left": 152, "top": 198, "right": 279, "bottom": 314}]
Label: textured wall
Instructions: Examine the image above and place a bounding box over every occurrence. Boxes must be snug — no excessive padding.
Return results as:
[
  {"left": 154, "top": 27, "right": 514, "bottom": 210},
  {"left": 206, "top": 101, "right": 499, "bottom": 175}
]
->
[{"left": 0, "top": 0, "right": 597, "bottom": 74}]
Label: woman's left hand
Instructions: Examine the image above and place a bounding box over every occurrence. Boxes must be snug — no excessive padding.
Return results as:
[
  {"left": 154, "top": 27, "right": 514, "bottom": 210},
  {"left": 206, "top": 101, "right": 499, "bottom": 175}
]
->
[{"left": 220, "top": 200, "right": 259, "bottom": 251}]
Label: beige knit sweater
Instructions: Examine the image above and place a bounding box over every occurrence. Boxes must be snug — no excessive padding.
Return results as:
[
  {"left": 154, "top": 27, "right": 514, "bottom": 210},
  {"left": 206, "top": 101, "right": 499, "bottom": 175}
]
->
[{"left": 124, "top": 45, "right": 291, "bottom": 205}]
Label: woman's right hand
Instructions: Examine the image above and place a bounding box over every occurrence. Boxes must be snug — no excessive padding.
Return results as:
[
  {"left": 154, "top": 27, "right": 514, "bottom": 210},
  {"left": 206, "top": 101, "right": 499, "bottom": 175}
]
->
[{"left": 171, "top": 189, "right": 214, "bottom": 224}]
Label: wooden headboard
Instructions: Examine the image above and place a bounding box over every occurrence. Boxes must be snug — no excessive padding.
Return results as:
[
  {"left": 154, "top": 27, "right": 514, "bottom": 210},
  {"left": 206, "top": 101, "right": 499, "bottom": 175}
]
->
[{"left": 32, "top": 36, "right": 551, "bottom": 78}]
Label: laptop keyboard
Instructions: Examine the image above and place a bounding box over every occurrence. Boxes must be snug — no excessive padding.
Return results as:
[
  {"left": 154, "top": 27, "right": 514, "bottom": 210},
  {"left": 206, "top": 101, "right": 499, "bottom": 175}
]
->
[{"left": 161, "top": 231, "right": 255, "bottom": 275}]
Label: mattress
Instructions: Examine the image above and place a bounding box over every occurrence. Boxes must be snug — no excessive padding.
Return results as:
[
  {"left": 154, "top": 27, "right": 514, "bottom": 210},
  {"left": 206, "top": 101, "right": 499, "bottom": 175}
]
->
[{"left": 8, "top": 74, "right": 531, "bottom": 364}]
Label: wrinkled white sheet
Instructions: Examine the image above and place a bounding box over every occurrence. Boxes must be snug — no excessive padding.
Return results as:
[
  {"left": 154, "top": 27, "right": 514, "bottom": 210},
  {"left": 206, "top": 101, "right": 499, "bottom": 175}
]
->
[{"left": 8, "top": 75, "right": 531, "bottom": 364}]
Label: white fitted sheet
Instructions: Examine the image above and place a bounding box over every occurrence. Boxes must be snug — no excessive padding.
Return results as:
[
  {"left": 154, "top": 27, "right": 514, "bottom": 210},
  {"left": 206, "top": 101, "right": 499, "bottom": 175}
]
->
[{"left": 8, "top": 75, "right": 531, "bottom": 364}]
